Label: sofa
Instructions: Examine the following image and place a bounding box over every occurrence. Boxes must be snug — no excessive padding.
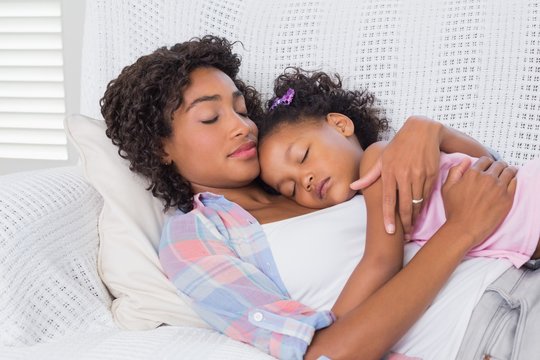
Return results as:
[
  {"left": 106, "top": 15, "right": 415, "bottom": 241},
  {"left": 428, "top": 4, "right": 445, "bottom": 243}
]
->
[{"left": 1, "top": 0, "right": 539, "bottom": 359}]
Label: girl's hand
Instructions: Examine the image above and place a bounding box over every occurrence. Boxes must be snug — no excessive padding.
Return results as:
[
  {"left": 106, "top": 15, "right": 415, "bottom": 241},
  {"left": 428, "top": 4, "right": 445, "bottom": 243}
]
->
[
  {"left": 441, "top": 157, "right": 517, "bottom": 247},
  {"left": 351, "top": 116, "right": 441, "bottom": 235}
]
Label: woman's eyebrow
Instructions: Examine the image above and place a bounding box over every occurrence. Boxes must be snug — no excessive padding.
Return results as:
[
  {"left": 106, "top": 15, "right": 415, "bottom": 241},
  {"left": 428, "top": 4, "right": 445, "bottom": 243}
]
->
[
  {"left": 186, "top": 95, "right": 220, "bottom": 112},
  {"left": 185, "top": 91, "right": 243, "bottom": 112}
]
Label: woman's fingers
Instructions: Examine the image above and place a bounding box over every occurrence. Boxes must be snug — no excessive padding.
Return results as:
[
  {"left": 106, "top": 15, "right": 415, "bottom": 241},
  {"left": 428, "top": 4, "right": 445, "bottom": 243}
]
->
[
  {"left": 397, "top": 176, "right": 413, "bottom": 236},
  {"left": 382, "top": 173, "right": 397, "bottom": 234},
  {"left": 442, "top": 157, "right": 516, "bottom": 247},
  {"left": 350, "top": 159, "right": 382, "bottom": 190},
  {"left": 469, "top": 155, "right": 494, "bottom": 171},
  {"left": 484, "top": 159, "right": 508, "bottom": 177},
  {"left": 499, "top": 165, "right": 518, "bottom": 185},
  {"left": 397, "top": 175, "right": 420, "bottom": 237}
]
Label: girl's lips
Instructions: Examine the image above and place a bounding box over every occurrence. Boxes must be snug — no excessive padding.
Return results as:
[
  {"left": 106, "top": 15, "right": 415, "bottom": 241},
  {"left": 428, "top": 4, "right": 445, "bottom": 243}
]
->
[
  {"left": 316, "top": 177, "right": 331, "bottom": 199},
  {"left": 229, "top": 141, "right": 257, "bottom": 159}
]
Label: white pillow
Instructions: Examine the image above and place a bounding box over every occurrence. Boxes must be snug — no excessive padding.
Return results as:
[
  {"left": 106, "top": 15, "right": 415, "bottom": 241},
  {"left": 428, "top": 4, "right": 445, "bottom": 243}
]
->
[{"left": 65, "top": 114, "right": 209, "bottom": 330}]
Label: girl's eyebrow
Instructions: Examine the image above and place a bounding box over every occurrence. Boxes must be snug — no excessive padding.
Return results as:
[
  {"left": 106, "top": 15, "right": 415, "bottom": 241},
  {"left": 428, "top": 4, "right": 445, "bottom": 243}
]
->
[
  {"left": 275, "top": 144, "right": 296, "bottom": 193},
  {"left": 185, "top": 91, "right": 243, "bottom": 112},
  {"left": 284, "top": 143, "right": 294, "bottom": 161}
]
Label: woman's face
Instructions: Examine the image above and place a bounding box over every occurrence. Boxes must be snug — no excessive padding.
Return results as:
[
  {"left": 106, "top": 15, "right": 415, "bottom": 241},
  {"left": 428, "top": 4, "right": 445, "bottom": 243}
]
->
[
  {"left": 259, "top": 114, "right": 363, "bottom": 209},
  {"left": 162, "top": 67, "right": 260, "bottom": 191}
]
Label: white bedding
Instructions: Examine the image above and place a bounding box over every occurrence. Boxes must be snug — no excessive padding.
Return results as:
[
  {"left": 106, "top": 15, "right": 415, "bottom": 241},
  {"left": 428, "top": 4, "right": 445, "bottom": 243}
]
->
[
  {"left": 0, "top": 326, "right": 274, "bottom": 360},
  {"left": 263, "top": 195, "right": 512, "bottom": 360},
  {"left": 394, "top": 244, "right": 511, "bottom": 359}
]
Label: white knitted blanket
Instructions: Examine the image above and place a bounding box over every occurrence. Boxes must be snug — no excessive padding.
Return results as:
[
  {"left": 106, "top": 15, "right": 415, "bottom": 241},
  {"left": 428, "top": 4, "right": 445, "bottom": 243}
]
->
[
  {"left": 81, "top": 0, "right": 540, "bottom": 165},
  {"left": 0, "top": 167, "right": 274, "bottom": 358}
]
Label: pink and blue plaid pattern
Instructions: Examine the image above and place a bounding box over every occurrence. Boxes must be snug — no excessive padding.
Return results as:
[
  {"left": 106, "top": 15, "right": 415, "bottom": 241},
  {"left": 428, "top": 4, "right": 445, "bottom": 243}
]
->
[{"left": 159, "top": 192, "right": 334, "bottom": 359}]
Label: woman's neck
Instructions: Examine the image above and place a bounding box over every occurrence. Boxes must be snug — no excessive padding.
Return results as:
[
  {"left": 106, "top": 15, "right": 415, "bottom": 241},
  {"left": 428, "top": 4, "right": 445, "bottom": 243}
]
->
[
  {"left": 191, "top": 182, "right": 274, "bottom": 211},
  {"left": 191, "top": 182, "right": 316, "bottom": 224}
]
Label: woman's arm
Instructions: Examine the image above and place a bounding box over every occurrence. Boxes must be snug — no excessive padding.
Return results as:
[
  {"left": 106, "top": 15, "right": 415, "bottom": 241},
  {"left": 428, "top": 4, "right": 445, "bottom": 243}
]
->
[
  {"left": 307, "top": 157, "right": 517, "bottom": 360},
  {"left": 351, "top": 115, "right": 495, "bottom": 236},
  {"left": 332, "top": 142, "right": 404, "bottom": 319},
  {"left": 159, "top": 205, "right": 333, "bottom": 360}
]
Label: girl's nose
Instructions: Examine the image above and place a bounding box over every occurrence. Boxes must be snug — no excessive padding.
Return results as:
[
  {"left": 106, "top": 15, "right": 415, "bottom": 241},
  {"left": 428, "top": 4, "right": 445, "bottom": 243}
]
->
[{"left": 303, "top": 173, "right": 314, "bottom": 191}]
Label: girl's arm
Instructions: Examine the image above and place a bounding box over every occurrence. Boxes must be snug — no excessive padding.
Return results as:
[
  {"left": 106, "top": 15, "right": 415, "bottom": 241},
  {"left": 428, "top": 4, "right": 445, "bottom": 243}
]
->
[
  {"left": 351, "top": 115, "right": 494, "bottom": 236},
  {"left": 437, "top": 119, "right": 494, "bottom": 157},
  {"left": 306, "top": 157, "right": 517, "bottom": 360},
  {"left": 332, "top": 142, "right": 404, "bottom": 319}
]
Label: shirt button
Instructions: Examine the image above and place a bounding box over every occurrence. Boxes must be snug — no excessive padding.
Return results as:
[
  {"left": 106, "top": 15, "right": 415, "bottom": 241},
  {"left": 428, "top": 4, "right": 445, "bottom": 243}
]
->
[{"left": 253, "top": 312, "right": 264, "bottom": 322}]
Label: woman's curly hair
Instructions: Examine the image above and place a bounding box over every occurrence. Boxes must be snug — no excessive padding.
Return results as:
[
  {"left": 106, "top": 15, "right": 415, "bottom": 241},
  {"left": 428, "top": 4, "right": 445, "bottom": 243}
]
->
[
  {"left": 258, "top": 67, "right": 389, "bottom": 149},
  {"left": 101, "top": 35, "right": 263, "bottom": 212}
]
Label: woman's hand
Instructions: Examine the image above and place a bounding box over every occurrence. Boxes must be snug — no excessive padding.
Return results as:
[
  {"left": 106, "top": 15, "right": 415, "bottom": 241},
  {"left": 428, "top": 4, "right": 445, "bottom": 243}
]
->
[
  {"left": 441, "top": 156, "right": 517, "bottom": 247},
  {"left": 351, "top": 116, "right": 442, "bottom": 236}
]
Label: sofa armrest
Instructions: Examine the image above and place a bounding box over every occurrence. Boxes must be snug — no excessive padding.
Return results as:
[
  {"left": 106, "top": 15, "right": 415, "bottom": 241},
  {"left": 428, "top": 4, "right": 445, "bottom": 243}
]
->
[{"left": 0, "top": 166, "right": 114, "bottom": 346}]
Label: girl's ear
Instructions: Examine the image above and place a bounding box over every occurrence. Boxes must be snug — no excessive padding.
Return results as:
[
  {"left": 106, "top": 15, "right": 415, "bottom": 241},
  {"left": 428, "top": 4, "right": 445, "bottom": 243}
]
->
[{"left": 326, "top": 113, "right": 355, "bottom": 136}]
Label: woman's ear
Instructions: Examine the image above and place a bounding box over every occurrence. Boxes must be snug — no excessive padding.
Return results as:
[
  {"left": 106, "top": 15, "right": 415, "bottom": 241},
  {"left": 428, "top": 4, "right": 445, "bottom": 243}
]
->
[
  {"left": 326, "top": 113, "right": 355, "bottom": 136},
  {"left": 161, "top": 142, "right": 173, "bottom": 165},
  {"left": 162, "top": 156, "right": 173, "bottom": 165}
]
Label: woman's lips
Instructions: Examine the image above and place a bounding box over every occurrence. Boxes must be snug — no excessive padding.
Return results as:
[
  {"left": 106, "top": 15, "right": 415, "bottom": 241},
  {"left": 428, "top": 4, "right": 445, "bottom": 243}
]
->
[
  {"left": 229, "top": 141, "right": 257, "bottom": 159},
  {"left": 316, "top": 177, "right": 330, "bottom": 199}
]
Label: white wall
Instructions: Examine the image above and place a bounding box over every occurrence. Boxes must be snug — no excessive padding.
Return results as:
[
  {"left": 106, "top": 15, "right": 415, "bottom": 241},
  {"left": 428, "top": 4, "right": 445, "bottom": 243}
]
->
[{"left": 0, "top": 0, "right": 85, "bottom": 175}]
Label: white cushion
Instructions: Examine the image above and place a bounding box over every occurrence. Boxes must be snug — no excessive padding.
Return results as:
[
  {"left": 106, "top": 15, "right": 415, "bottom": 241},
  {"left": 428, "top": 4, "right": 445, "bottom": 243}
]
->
[{"left": 64, "top": 114, "right": 209, "bottom": 330}]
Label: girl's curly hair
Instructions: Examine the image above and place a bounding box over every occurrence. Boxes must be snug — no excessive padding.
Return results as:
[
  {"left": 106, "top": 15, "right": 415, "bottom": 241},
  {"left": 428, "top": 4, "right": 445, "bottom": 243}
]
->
[
  {"left": 258, "top": 67, "right": 389, "bottom": 149},
  {"left": 100, "top": 35, "right": 263, "bottom": 212}
]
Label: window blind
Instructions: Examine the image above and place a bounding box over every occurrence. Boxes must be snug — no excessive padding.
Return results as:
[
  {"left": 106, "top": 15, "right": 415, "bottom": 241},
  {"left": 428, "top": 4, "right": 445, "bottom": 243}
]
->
[{"left": 0, "top": 0, "right": 67, "bottom": 160}]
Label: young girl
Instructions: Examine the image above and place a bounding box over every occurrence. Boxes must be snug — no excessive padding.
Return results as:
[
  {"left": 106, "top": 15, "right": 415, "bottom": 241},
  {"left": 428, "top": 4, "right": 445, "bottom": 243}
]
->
[{"left": 258, "top": 68, "right": 540, "bottom": 286}]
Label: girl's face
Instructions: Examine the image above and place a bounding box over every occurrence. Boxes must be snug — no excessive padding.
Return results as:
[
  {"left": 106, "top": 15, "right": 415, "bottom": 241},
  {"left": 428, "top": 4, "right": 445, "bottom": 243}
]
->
[
  {"left": 162, "top": 67, "right": 260, "bottom": 191},
  {"left": 259, "top": 113, "right": 363, "bottom": 209}
]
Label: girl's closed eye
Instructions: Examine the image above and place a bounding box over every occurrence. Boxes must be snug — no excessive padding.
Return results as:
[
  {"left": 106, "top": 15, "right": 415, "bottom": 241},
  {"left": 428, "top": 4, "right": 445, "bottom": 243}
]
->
[
  {"left": 281, "top": 181, "right": 296, "bottom": 198},
  {"left": 301, "top": 147, "right": 310, "bottom": 163}
]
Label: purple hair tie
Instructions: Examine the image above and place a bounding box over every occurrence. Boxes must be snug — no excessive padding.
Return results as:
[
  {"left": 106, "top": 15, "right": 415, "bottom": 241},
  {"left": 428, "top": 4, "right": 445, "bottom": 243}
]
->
[{"left": 269, "top": 88, "right": 295, "bottom": 110}]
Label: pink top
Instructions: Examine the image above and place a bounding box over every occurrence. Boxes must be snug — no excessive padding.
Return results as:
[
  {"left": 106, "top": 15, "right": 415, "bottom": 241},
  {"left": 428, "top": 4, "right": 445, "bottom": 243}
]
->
[{"left": 411, "top": 153, "right": 540, "bottom": 267}]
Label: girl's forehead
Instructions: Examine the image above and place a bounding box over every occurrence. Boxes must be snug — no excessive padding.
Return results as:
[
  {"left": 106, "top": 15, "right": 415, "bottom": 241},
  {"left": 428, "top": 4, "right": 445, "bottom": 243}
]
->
[{"left": 275, "top": 117, "right": 324, "bottom": 133}]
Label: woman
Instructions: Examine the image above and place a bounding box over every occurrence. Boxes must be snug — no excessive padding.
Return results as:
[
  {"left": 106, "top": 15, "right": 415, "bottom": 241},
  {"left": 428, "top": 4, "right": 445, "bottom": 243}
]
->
[{"left": 101, "top": 36, "right": 516, "bottom": 359}]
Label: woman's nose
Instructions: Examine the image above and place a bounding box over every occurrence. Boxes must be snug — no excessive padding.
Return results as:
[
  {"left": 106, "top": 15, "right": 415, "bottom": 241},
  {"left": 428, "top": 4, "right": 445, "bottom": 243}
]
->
[{"left": 230, "top": 112, "right": 252, "bottom": 138}]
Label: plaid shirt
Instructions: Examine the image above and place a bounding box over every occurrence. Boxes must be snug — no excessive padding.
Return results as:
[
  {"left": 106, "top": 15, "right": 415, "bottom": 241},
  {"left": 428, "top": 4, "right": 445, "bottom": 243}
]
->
[{"left": 159, "top": 192, "right": 335, "bottom": 359}]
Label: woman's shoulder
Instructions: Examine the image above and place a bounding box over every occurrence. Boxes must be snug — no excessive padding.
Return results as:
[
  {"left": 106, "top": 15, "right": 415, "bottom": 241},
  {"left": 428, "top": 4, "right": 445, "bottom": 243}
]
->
[{"left": 163, "top": 192, "right": 228, "bottom": 224}]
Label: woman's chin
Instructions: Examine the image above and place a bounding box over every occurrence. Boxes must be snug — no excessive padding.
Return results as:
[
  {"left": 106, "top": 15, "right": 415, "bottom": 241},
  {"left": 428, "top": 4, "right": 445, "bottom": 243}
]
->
[{"left": 230, "top": 167, "right": 261, "bottom": 187}]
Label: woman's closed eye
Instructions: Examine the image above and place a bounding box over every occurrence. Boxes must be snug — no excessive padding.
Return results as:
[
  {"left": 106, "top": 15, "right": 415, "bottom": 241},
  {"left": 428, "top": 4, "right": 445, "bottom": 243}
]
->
[
  {"left": 201, "top": 109, "right": 247, "bottom": 124},
  {"left": 201, "top": 116, "right": 218, "bottom": 124}
]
